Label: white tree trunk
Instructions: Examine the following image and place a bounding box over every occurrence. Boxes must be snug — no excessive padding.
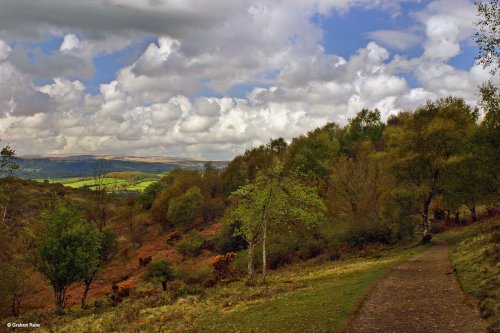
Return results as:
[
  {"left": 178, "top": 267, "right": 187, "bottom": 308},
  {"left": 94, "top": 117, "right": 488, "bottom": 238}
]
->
[
  {"left": 247, "top": 242, "right": 255, "bottom": 284},
  {"left": 262, "top": 219, "right": 267, "bottom": 282}
]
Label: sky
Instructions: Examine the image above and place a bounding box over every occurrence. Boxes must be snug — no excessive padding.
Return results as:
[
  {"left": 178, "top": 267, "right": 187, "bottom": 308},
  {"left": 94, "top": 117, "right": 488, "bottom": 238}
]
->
[{"left": 0, "top": 0, "right": 497, "bottom": 159}]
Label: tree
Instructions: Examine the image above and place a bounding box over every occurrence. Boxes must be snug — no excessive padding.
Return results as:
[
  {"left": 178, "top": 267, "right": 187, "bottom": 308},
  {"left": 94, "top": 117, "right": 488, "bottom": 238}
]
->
[
  {"left": 267, "top": 137, "right": 288, "bottom": 158},
  {"left": 474, "top": 0, "right": 499, "bottom": 75},
  {"left": 221, "top": 145, "right": 275, "bottom": 195},
  {"left": 0, "top": 263, "right": 28, "bottom": 317},
  {"left": 444, "top": 115, "right": 497, "bottom": 222},
  {"left": 81, "top": 230, "right": 117, "bottom": 308},
  {"left": 143, "top": 259, "right": 175, "bottom": 291},
  {"left": 475, "top": 81, "right": 500, "bottom": 213},
  {"left": 226, "top": 193, "right": 263, "bottom": 284},
  {"left": 151, "top": 170, "right": 204, "bottom": 229},
  {"left": 87, "top": 164, "right": 113, "bottom": 231},
  {"left": 479, "top": 81, "right": 500, "bottom": 129},
  {"left": 385, "top": 97, "right": 477, "bottom": 242},
  {"left": 167, "top": 186, "right": 203, "bottom": 230},
  {"left": 33, "top": 204, "right": 100, "bottom": 310},
  {"left": 328, "top": 143, "right": 390, "bottom": 225},
  {"left": 339, "top": 108, "right": 385, "bottom": 155},
  {"left": 229, "top": 167, "right": 325, "bottom": 283},
  {"left": 283, "top": 123, "right": 340, "bottom": 181},
  {"left": 138, "top": 182, "right": 165, "bottom": 210},
  {"left": 119, "top": 196, "right": 146, "bottom": 248},
  {"left": 0, "top": 143, "right": 19, "bottom": 178}
]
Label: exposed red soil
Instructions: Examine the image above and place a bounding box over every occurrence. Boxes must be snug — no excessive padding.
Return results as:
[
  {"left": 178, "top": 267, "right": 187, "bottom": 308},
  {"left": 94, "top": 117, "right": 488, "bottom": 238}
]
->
[{"left": 21, "top": 222, "right": 222, "bottom": 311}]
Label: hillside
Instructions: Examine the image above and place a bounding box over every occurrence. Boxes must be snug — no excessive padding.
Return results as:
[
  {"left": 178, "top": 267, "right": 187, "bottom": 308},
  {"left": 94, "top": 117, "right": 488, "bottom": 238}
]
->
[
  {"left": 1, "top": 176, "right": 496, "bottom": 332},
  {"left": 438, "top": 217, "right": 500, "bottom": 332}
]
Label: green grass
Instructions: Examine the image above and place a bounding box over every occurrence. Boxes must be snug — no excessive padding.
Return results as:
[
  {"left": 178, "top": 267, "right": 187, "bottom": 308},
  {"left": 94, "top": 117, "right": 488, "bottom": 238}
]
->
[
  {"left": 437, "top": 217, "right": 499, "bottom": 332},
  {"left": 34, "top": 177, "right": 159, "bottom": 192},
  {"left": 126, "top": 181, "right": 157, "bottom": 191},
  {"left": 62, "top": 177, "right": 128, "bottom": 188},
  {"left": 42, "top": 243, "right": 427, "bottom": 333},
  {"left": 34, "top": 177, "right": 86, "bottom": 184}
]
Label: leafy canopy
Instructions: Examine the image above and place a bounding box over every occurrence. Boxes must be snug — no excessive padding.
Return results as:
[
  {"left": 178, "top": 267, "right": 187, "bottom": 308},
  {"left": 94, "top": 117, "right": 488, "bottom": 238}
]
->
[
  {"left": 144, "top": 259, "right": 176, "bottom": 285},
  {"left": 167, "top": 186, "right": 204, "bottom": 229},
  {"left": 33, "top": 204, "right": 100, "bottom": 297},
  {"left": 229, "top": 167, "right": 326, "bottom": 244}
]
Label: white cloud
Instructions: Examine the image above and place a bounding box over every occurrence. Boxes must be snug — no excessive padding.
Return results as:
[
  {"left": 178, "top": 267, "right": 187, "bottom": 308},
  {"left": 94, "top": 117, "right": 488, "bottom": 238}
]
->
[
  {"left": 414, "top": 0, "right": 476, "bottom": 61},
  {"left": 0, "top": 0, "right": 499, "bottom": 159},
  {"left": 60, "top": 34, "right": 80, "bottom": 52},
  {"left": 366, "top": 30, "right": 422, "bottom": 50}
]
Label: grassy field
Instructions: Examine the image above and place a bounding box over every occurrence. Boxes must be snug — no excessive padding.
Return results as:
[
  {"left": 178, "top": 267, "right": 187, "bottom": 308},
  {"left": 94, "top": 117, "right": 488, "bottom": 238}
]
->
[
  {"left": 437, "top": 217, "right": 499, "bottom": 332},
  {"left": 126, "top": 181, "right": 158, "bottom": 191},
  {"left": 39, "top": 243, "right": 427, "bottom": 333},
  {"left": 34, "top": 172, "right": 162, "bottom": 192},
  {"left": 61, "top": 177, "right": 128, "bottom": 188}
]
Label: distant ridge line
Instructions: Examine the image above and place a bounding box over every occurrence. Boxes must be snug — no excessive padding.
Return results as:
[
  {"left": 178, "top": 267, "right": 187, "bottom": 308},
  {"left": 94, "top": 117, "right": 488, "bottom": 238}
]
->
[{"left": 18, "top": 153, "right": 227, "bottom": 164}]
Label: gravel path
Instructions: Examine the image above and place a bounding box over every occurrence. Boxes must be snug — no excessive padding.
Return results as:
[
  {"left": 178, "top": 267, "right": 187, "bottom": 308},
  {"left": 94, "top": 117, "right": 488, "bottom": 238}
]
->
[{"left": 344, "top": 240, "right": 488, "bottom": 333}]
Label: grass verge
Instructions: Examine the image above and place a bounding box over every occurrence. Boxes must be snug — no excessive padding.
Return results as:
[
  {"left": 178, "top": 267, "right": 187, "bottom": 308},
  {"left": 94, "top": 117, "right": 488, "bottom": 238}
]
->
[
  {"left": 437, "top": 216, "right": 499, "bottom": 332},
  {"left": 39, "top": 243, "right": 427, "bottom": 333}
]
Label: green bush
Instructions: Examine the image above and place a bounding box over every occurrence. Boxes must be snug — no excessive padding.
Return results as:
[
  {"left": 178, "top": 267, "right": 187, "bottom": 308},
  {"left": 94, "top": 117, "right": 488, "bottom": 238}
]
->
[
  {"left": 143, "top": 259, "right": 176, "bottom": 291},
  {"left": 167, "top": 186, "right": 203, "bottom": 229},
  {"left": 176, "top": 232, "right": 205, "bottom": 257},
  {"left": 212, "top": 220, "right": 247, "bottom": 254}
]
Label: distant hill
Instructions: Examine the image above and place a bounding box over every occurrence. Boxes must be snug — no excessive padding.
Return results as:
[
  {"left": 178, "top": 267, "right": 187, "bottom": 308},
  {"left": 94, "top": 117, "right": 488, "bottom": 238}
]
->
[{"left": 15, "top": 154, "right": 227, "bottom": 179}]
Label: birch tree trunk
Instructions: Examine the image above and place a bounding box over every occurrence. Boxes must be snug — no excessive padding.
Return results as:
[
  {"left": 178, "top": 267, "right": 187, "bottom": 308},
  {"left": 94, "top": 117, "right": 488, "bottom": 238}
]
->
[
  {"left": 247, "top": 242, "right": 255, "bottom": 284},
  {"left": 422, "top": 196, "right": 432, "bottom": 243},
  {"left": 2, "top": 204, "right": 7, "bottom": 225},
  {"left": 262, "top": 219, "right": 267, "bottom": 282}
]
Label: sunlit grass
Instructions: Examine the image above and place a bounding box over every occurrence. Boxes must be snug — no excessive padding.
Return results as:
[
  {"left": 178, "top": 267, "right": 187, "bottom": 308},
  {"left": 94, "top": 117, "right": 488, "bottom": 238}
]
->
[
  {"left": 40, "top": 244, "right": 427, "bottom": 333},
  {"left": 127, "top": 181, "right": 157, "bottom": 191},
  {"left": 34, "top": 177, "right": 158, "bottom": 191},
  {"left": 438, "top": 217, "right": 499, "bottom": 332},
  {"left": 62, "top": 178, "right": 128, "bottom": 188}
]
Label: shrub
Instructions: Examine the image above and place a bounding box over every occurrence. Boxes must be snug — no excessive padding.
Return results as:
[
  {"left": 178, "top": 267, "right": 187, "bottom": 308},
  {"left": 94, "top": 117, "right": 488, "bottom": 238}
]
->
[
  {"left": 167, "top": 186, "right": 204, "bottom": 230},
  {"left": 138, "top": 182, "right": 165, "bottom": 210},
  {"left": 176, "top": 232, "right": 205, "bottom": 257},
  {"left": 143, "top": 259, "right": 176, "bottom": 291},
  {"left": 212, "top": 220, "right": 247, "bottom": 254},
  {"left": 207, "top": 252, "right": 238, "bottom": 286}
]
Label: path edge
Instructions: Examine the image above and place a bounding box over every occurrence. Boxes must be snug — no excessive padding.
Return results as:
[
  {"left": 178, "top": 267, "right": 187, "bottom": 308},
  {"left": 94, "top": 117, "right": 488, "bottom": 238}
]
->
[{"left": 338, "top": 242, "right": 432, "bottom": 333}]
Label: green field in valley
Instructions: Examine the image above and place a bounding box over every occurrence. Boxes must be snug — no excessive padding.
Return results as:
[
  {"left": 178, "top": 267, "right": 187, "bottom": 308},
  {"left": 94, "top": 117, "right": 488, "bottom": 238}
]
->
[{"left": 34, "top": 172, "right": 162, "bottom": 192}]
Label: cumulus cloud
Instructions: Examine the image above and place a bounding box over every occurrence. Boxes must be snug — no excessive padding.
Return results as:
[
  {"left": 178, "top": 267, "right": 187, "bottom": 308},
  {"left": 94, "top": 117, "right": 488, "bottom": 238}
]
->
[
  {"left": 0, "top": 0, "right": 498, "bottom": 159},
  {"left": 60, "top": 34, "right": 81, "bottom": 53},
  {"left": 0, "top": 0, "right": 235, "bottom": 41},
  {"left": 0, "top": 41, "right": 55, "bottom": 117},
  {"left": 366, "top": 30, "right": 422, "bottom": 50},
  {"left": 413, "top": 0, "right": 476, "bottom": 61}
]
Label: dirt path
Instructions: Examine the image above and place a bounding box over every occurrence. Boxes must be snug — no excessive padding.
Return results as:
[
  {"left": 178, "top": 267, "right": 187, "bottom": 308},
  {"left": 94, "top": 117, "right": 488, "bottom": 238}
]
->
[{"left": 344, "top": 240, "right": 488, "bottom": 333}]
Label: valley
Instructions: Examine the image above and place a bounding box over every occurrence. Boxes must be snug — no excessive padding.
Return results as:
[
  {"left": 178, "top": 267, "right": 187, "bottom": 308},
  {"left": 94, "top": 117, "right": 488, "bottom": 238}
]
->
[{"left": 16, "top": 154, "right": 227, "bottom": 179}]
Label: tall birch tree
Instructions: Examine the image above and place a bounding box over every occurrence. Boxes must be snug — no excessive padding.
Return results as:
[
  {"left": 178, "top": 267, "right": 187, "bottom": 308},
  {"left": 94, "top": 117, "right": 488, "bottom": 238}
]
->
[{"left": 229, "top": 167, "right": 325, "bottom": 283}]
